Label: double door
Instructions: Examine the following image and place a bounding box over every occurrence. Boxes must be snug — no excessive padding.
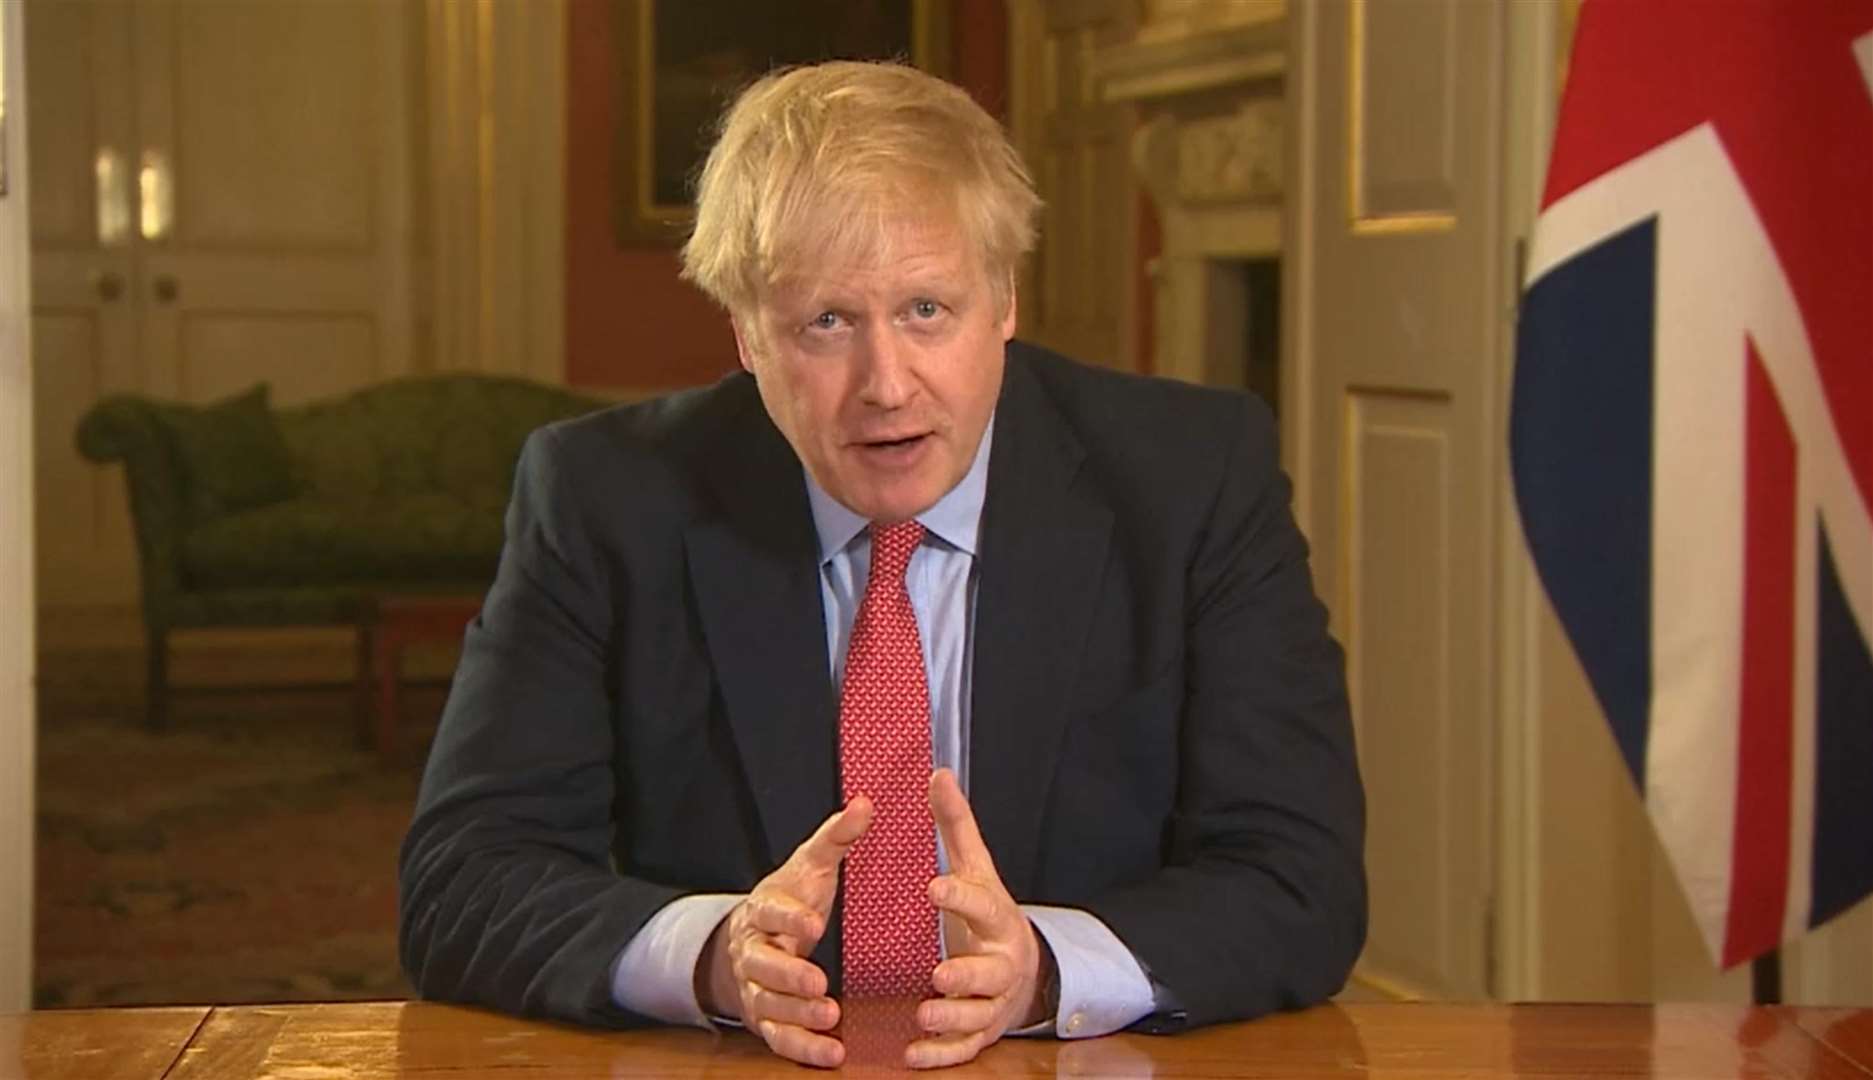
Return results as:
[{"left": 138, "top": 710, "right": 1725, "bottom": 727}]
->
[{"left": 28, "top": 0, "right": 414, "bottom": 609}]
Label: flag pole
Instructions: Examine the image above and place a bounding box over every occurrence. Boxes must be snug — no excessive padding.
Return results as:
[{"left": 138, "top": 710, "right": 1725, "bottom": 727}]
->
[{"left": 1751, "top": 949, "right": 1781, "bottom": 1005}]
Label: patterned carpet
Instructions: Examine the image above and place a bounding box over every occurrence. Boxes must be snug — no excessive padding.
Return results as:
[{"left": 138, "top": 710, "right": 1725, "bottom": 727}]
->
[{"left": 33, "top": 674, "right": 442, "bottom": 1008}]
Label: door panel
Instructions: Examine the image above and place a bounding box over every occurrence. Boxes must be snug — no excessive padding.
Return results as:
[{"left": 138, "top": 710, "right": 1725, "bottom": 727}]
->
[
  {"left": 168, "top": 2, "right": 378, "bottom": 251},
  {"left": 134, "top": 0, "right": 405, "bottom": 405},
  {"left": 1355, "top": 0, "right": 1459, "bottom": 220},
  {"left": 32, "top": 313, "right": 137, "bottom": 607},
  {"left": 23, "top": 3, "right": 104, "bottom": 248},
  {"left": 27, "top": 0, "right": 139, "bottom": 609},
  {"left": 1346, "top": 390, "right": 1484, "bottom": 991}
]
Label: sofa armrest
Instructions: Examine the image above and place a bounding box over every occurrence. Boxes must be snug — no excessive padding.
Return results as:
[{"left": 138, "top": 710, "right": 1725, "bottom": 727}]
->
[{"left": 75, "top": 395, "right": 188, "bottom": 620}]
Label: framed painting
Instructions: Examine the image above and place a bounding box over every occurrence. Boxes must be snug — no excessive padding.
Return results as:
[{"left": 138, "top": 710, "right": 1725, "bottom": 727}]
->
[{"left": 612, "top": 0, "right": 951, "bottom": 247}]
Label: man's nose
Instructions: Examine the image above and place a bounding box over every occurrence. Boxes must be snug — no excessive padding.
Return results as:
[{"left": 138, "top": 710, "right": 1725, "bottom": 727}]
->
[{"left": 855, "top": 324, "right": 916, "bottom": 409}]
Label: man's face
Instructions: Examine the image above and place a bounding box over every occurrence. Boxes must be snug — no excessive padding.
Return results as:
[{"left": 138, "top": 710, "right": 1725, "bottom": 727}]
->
[{"left": 736, "top": 217, "right": 1015, "bottom": 524}]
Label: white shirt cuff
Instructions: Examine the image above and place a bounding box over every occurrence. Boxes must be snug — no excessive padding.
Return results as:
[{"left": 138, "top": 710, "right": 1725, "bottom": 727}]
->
[
  {"left": 1018, "top": 904, "right": 1157, "bottom": 1039},
  {"left": 611, "top": 893, "right": 743, "bottom": 1028}
]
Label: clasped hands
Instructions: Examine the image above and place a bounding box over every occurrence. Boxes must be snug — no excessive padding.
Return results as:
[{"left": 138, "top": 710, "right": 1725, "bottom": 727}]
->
[{"left": 696, "top": 767, "right": 1052, "bottom": 1069}]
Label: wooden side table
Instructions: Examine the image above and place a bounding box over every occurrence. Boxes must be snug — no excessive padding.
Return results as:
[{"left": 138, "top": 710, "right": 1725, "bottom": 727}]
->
[{"left": 356, "top": 594, "right": 481, "bottom": 760}]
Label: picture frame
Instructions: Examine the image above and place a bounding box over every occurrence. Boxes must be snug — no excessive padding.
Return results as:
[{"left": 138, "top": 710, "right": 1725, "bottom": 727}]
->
[{"left": 611, "top": 0, "right": 951, "bottom": 247}]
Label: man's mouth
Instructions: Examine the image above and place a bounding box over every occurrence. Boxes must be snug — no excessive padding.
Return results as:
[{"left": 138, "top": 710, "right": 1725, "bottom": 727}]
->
[
  {"left": 856, "top": 431, "right": 930, "bottom": 449},
  {"left": 851, "top": 432, "right": 933, "bottom": 465}
]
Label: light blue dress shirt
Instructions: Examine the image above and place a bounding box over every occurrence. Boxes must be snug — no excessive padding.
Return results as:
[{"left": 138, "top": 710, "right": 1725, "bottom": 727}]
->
[{"left": 613, "top": 416, "right": 1157, "bottom": 1038}]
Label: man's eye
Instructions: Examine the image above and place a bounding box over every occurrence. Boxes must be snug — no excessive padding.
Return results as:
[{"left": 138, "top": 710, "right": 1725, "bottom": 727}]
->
[
  {"left": 911, "top": 300, "right": 941, "bottom": 319},
  {"left": 809, "top": 312, "right": 842, "bottom": 331}
]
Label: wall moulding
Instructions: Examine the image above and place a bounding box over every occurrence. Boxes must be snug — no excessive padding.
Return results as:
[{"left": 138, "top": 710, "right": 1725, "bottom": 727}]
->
[
  {"left": 1090, "top": 16, "right": 1287, "bottom": 390},
  {"left": 1094, "top": 19, "right": 1285, "bottom": 104}
]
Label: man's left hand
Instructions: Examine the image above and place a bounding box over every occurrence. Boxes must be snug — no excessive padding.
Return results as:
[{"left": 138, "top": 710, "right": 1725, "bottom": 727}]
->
[{"left": 908, "top": 767, "right": 1054, "bottom": 1069}]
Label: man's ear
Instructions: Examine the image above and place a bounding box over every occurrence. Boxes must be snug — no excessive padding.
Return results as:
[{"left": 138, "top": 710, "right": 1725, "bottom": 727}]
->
[
  {"left": 731, "top": 318, "right": 759, "bottom": 374},
  {"left": 999, "top": 276, "right": 1019, "bottom": 342}
]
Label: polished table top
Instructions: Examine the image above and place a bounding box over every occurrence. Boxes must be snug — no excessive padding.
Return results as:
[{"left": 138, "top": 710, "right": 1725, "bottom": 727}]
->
[{"left": 3, "top": 1000, "right": 1870, "bottom": 1079}]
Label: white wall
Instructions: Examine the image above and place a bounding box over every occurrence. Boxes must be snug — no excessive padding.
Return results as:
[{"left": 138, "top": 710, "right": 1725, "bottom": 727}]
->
[{"left": 0, "top": 0, "right": 36, "bottom": 1014}]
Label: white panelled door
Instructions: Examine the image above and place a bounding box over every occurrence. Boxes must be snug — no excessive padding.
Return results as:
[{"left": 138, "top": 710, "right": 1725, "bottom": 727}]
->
[
  {"left": 1285, "top": 0, "right": 1507, "bottom": 999},
  {"left": 28, "top": 0, "right": 412, "bottom": 610}
]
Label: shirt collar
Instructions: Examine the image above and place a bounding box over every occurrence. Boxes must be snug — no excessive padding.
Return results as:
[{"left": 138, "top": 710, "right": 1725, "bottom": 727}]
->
[{"left": 805, "top": 412, "right": 995, "bottom": 564}]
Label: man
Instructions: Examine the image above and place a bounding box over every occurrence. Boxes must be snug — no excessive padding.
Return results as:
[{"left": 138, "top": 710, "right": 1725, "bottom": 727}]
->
[{"left": 399, "top": 61, "right": 1364, "bottom": 1070}]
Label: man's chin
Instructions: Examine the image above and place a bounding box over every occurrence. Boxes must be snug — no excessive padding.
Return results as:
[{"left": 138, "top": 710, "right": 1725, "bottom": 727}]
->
[
  {"left": 835, "top": 483, "right": 946, "bottom": 525},
  {"left": 856, "top": 499, "right": 940, "bottom": 526}
]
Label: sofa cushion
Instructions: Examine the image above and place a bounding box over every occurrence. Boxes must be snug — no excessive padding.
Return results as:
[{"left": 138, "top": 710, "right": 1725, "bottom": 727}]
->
[
  {"left": 155, "top": 384, "right": 299, "bottom": 520},
  {"left": 179, "top": 494, "right": 505, "bottom": 590},
  {"left": 278, "top": 376, "right": 604, "bottom": 505}
]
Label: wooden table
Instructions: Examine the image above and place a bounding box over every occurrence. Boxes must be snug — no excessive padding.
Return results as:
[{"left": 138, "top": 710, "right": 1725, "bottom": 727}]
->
[{"left": 4, "top": 1000, "right": 1870, "bottom": 1078}]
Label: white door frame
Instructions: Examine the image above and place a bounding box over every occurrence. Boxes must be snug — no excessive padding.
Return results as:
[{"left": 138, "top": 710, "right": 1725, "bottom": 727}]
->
[
  {"left": 2, "top": 0, "right": 38, "bottom": 1014},
  {"left": 1492, "top": 0, "right": 1565, "bottom": 1003}
]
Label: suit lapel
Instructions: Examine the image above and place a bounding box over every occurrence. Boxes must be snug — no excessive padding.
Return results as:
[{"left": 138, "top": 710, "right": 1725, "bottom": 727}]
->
[
  {"left": 970, "top": 355, "right": 1113, "bottom": 899},
  {"left": 684, "top": 379, "right": 839, "bottom": 868}
]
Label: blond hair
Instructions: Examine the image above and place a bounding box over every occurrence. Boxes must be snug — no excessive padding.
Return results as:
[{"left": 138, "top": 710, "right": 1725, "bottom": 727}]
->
[{"left": 680, "top": 61, "right": 1041, "bottom": 321}]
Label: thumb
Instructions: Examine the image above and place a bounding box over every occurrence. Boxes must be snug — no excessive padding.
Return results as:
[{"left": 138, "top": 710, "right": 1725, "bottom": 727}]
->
[
  {"left": 792, "top": 794, "right": 874, "bottom": 871},
  {"left": 928, "top": 767, "right": 994, "bottom": 877}
]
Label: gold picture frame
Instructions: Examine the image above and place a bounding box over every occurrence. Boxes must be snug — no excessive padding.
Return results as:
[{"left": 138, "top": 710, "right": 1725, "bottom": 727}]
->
[{"left": 612, "top": 0, "right": 951, "bottom": 247}]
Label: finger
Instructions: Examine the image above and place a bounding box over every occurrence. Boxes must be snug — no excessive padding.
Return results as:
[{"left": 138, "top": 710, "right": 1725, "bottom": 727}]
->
[
  {"left": 744, "top": 889, "right": 825, "bottom": 945},
  {"left": 930, "top": 953, "right": 1016, "bottom": 999},
  {"left": 905, "top": 1028, "right": 992, "bottom": 1070},
  {"left": 928, "top": 768, "right": 996, "bottom": 877},
  {"left": 737, "top": 939, "right": 830, "bottom": 999},
  {"left": 791, "top": 795, "right": 874, "bottom": 871},
  {"left": 757, "top": 1018, "right": 846, "bottom": 1069},
  {"left": 916, "top": 994, "right": 1001, "bottom": 1035},
  {"left": 928, "top": 874, "right": 1013, "bottom": 937},
  {"left": 745, "top": 982, "right": 840, "bottom": 1032}
]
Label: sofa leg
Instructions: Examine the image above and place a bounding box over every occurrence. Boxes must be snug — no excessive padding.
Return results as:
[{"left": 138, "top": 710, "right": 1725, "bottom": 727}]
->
[{"left": 145, "top": 629, "right": 169, "bottom": 732}]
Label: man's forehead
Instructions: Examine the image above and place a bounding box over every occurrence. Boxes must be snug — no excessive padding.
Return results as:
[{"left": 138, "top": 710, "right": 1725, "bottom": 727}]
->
[{"left": 764, "top": 227, "right": 982, "bottom": 304}]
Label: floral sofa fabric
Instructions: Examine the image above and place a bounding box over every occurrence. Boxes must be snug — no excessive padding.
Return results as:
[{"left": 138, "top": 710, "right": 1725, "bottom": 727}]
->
[{"left": 77, "top": 374, "right": 609, "bottom": 728}]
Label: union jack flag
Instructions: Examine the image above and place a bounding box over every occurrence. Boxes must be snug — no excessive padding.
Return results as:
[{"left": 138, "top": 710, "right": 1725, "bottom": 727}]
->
[{"left": 1511, "top": 0, "right": 1873, "bottom": 967}]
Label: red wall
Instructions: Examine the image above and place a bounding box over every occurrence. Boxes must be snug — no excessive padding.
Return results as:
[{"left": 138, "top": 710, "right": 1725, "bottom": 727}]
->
[
  {"left": 563, "top": 0, "right": 1010, "bottom": 391},
  {"left": 954, "top": 0, "right": 1010, "bottom": 117},
  {"left": 563, "top": 0, "right": 736, "bottom": 390}
]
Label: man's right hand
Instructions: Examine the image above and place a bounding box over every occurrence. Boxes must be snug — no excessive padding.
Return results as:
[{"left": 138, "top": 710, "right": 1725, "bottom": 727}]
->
[{"left": 696, "top": 796, "right": 873, "bottom": 1069}]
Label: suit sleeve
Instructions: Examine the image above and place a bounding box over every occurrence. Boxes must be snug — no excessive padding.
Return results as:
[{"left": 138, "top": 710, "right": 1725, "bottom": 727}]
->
[
  {"left": 398, "top": 426, "right": 680, "bottom": 1027},
  {"left": 1086, "top": 397, "right": 1367, "bottom": 1030}
]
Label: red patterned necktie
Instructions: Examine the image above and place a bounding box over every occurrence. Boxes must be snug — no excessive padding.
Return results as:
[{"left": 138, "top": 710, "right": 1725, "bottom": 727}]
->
[{"left": 839, "top": 520, "right": 940, "bottom": 999}]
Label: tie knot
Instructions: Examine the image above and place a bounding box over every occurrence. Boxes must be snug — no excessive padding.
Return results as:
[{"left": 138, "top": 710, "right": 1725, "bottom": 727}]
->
[{"left": 869, "top": 521, "right": 924, "bottom": 582}]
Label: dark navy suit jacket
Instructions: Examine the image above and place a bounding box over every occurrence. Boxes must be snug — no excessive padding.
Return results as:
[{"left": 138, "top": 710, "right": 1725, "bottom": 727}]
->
[{"left": 398, "top": 341, "right": 1366, "bottom": 1031}]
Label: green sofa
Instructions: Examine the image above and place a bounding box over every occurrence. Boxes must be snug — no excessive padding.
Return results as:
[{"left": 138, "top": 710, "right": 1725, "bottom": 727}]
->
[{"left": 76, "top": 374, "right": 609, "bottom": 729}]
